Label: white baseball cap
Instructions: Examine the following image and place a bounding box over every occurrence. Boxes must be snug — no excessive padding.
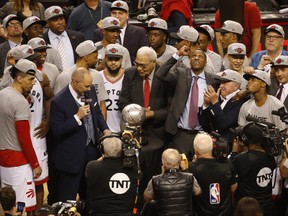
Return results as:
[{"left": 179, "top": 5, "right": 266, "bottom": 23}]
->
[
  {"left": 244, "top": 70, "right": 271, "bottom": 86},
  {"left": 227, "top": 43, "right": 246, "bottom": 55},
  {"left": 147, "top": 18, "right": 167, "bottom": 31},
  {"left": 216, "top": 20, "right": 243, "bottom": 35},
  {"left": 170, "top": 25, "right": 199, "bottom": 42},
  {"left": 215, "top": 69, "right": 242, "bottom": 84},
  {"left": 196, "top": 24, "right": 215, "bottom": 41},
  {"left": 76, "top": 40, "right": 102, "bottom": 57},
  {"left": 45, "top": 6, "right": 64, "bottom": 21},
  {"left": 265, "top": 24, "right": 285, "bottom": 38},
  {"left": 23, "top": 16, "right": 46, "bottom": 31},
  {"left": 110, "top": 0, "right": 129, "bottom": 13},
  {"left": 100, "top": 17, "right": 122, "bottom": 30}
]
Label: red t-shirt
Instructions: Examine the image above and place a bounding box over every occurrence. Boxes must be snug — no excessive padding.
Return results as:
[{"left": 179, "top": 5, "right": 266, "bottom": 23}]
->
[{"left": 214, "top": 1, "right": 262, "bottom": 55}]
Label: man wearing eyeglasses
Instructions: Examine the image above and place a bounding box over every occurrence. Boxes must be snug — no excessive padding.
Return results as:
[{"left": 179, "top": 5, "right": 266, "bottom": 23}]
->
[
  {"left": 0, "top": 14, "right": 23, "bottom": 77},
  {"left": 119, "top": 46, "right": 171, "bottom": 208},
  {"left": 250, "top": 24, "right": 288, "bottom": 74}
]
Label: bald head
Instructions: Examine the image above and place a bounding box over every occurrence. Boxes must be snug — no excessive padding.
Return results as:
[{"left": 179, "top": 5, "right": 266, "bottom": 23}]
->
[
  {"left": 71, "top": 67, "right": 92, "bottom": 95},
  {"left": 71, "top": 67, "right": 91, "bottom": 82},
  {"left": 162, "top": 148, "right": 181, "bottom": 170},
  {"left": 194, "top": 133, "right": 213, "bottom": 157}
]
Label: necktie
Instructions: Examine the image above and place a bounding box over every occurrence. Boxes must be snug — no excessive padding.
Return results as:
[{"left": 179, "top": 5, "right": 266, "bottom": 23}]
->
[
  {"left": 144, "top": 78, "right": 150, "bottom": 108},
  {"left": 188, "top": 76, "right": 199, "bottom": 129},
  {"left": 276, "top": 84, "right": 284, "bottom": 100},
  {"left": 57, "top": 35, "right": 68, "bottom": 70}
]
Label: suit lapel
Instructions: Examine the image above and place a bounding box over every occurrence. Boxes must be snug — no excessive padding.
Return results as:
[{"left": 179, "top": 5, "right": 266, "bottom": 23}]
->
[{"left": 135, "top": 73, "right": 144, "bottom": 106}]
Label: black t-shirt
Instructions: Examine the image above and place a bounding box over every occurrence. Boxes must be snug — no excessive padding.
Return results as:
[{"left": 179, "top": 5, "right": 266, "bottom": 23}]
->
[
  {"left": 189, "top": 158, "right": 237, "bottom": 216},
  {"left": 232, "top": 150, "right": 276, "bottom": 216},
  {"left": 85, "top": 158, "right": 138, "bottom": 216}
]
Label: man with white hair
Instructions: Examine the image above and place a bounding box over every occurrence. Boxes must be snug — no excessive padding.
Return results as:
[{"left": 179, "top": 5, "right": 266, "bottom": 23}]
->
[
  {"left": 119, "top": 46, "right": 171, "bottom": 208},
  {"left": 250, "top": 24, "right": 288, "bottom": 74},
  {"left": 144, "top": 148, "right": 201, "bottom": 216},
  {"left": 86, "top": 136, "right": 138, "bottom": 215},
  {"left": 189, "top": 133, "right": 237, "bottom": 216},
  {"left": 199, "top": 69, "right": 247, "bottom": 149}
]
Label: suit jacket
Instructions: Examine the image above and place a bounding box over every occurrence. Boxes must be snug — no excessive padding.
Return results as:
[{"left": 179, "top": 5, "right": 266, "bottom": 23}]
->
[
  {"left": 156, "top": 57, "right": 220, "bottom": 135},
  {"left": 93, "top": 24, "right": 148, "bottom": 63},
  {"left": 119, "top": 65, "right": 169, "bottom": 132},
  {"left": 269, "top": 77, "right": 288, "bottom": 110},
  {"left": 199, "top": 96, "right": 248, "bottom": 144},
  {"left": 43, "top": 29, "right": 85, "bottom": 64},
  {"left": 0, "top": 41, "right": 10, "bottom": 77},
  {"left": 50, "top": 85, "right": 108, "bottom": 174}
]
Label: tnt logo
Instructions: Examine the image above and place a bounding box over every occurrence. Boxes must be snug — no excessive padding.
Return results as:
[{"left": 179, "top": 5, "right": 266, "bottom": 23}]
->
[
  {"left": 256, "top": 167, "right": 272, "bottom": 187},
  {"left": 209, "top": 183, "right": 220, "bottom": 204},
  {"left": 109, "top": 173, "right": 131, "bottom": 194}
]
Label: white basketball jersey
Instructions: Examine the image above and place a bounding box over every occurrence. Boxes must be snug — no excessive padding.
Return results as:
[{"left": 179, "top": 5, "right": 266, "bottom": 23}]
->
[
  {"left": 29, "top": 78, "right": 47, "bottom": 160},
  {"left": 100, "top": 70, "right": 124, "bottom": 132}
]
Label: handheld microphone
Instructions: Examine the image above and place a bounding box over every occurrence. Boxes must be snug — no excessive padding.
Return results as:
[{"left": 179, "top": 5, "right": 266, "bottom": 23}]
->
[
  {"left": 81, "top": 93, "right": 92, "bottom": 105},
  {"left": 245, "top": 116, "right": 276, "bottom": 129}
]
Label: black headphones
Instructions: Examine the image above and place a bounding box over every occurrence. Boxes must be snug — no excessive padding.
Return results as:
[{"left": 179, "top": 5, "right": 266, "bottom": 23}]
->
[
  {"left": 240, "top": 122, "right": 256, "bottom": 146},
  {"left": 98, "top": 133, "right": 122, "bottom": 155}
]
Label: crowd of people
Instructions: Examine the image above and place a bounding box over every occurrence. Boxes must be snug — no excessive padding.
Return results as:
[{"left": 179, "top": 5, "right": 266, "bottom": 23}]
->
[{"left": 0, "top": 0, "right": 288, "bottom": 215}]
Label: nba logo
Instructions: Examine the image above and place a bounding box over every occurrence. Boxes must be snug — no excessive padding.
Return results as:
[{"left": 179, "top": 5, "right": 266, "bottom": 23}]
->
[{"left": 209, "top": 183, "right": 220, "bottom": 204}]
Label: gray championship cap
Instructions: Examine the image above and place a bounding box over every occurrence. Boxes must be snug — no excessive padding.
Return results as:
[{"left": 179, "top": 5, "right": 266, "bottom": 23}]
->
[
  {"left": 14, "top": 59, "right": 37, "bottom": 75},
  {"left": 170, "top": 25, "right": 199, "bottom": 42},
  {"left": 45, "top": 6, "right": 64, "bottom": 21},
  {"left": 243, "top": 70, "right": 271, "bottom": 86},
  {"left": 23, "top": 16, "right": 46, "bottom": 31},
  {"left": 215, "top": 69, "right": 242, "bottom": 84},
  {"left": 3, "top": 14, "right": 21, "bottom": 28},
  {"left": 110, "top": 0, "right": 129, "bottom": 12},
  {"left": 105, "top": 44, "right": 124, "bottom": 58},
  {"left": 227, "top": 43, "right": 246, "bottom": 55},
  {"left": 76, "top": 40, "right": 102, "bottom": 57},
  {"left": 215, "top": 20, "right": 243, "bottom": 35},
  {"left": 265, "top": 24, "right": 285, "bottom": 38},
  {"left": 101, "top": 17, "right": 122, "bottom": 30},
  {"left": 28, "top": 37, "right": 51, "bottom": 51}
]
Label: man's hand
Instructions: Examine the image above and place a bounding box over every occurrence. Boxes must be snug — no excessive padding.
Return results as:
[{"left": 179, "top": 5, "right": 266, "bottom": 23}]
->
[
  {"left": 258, "top": 55, "right": 273, "bottom": 69},
  {"left": 103, "top": 129, "right": 112, "bottom": 135},
  {"left": 144, "top": 106, "right": 154, "bottom": 119},
  {"left": 34, "top": 120, "right": 49, "bottom": 139},
  {"left": 243, "top": 66, "right": 255, "bottom": 74},
  {"left": 76, "top": 105, "right": 90, "bottom": 119},
  {"left": 7, "top": 53, "right": 16, "bottom": 65},
  {"left": 176, "top": 45, "right": 189, "bottom": 57},
  {"left": 204, "top": 85, "right": 220, "bottom": 105},
  {"left": 33, "top": 166, "right": 42, "bottom": 179}
]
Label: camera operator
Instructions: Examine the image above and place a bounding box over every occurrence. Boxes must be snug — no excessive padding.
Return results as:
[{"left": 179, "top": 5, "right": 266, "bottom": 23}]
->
[
  {"left": 189, "top": 133, "right": 237, "bottom": 216},
  {"left": 143, "top": 148, "right": 201, "bottom": 216},
  {"left": 231, "top": 123, "right": 277, "bottom": 216},
  {"left": 85, "top": 136, "right": 138, "bottom": 216}
]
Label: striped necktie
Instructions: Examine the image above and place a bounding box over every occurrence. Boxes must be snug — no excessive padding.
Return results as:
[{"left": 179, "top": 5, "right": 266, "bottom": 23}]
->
[{"left": 57, "top": 35, "right": 68, "bottom": 70}]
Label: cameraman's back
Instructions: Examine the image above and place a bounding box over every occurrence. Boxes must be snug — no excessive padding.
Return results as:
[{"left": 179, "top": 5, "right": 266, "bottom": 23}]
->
[
  {"left": 85, "top": 137, "right": 138, "bottom": 216},
  {"left": 232, "top": 124, "right": 276, "bottom": 216},
  {"left": 189, "top": 133, "right": 237, "bottom": 216}
]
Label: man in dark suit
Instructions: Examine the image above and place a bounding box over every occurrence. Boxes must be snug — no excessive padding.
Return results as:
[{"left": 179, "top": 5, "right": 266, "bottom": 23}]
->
[
  {"left": 93, "top": 0, "right": 148, "bottom": 64},
  {"left": 0, "top": 14, "right": 23, "bottom": 77},
  {"left": 156, "top": 46, "right": 220, "bottom": 159},
  {"left": 50, "top": 67, "right": 110, "bottom": 202},
  {"left": 199, "top": 69, "right": 248, "bottom": 150},
  {"left": 119, "top": 46, "right": 170, "bottom": 207},
  {"left": 42, "top": 6, "right": 84, "bottom": 71},
  {"left": 270, "top": 55, "right": 288, "bottom": 110}
]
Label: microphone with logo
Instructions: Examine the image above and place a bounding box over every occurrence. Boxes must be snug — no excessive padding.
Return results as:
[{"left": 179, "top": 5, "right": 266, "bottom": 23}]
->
[{"left": 81, "top": 92, "right": 93, "bottom": 115}]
